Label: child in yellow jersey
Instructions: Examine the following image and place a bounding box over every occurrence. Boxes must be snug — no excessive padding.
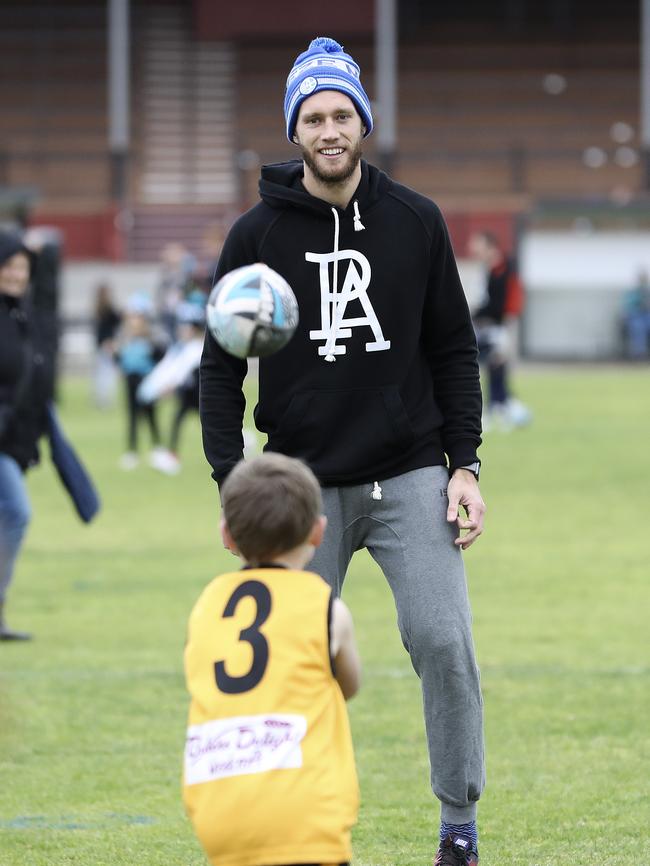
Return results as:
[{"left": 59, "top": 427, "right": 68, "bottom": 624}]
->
[{"left": 183, "top": 453, "right": 361, "bottom": 866}]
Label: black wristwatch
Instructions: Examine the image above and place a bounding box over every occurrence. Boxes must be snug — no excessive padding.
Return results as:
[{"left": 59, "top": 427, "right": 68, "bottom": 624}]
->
[{"left": 459, "top": 462, "right": 480, "bottom": 481}]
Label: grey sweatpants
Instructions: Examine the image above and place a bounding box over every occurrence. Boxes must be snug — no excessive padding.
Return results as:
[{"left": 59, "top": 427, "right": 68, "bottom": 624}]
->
[{"left": 309, "top": 465, "right": 485, "bottom": 824}]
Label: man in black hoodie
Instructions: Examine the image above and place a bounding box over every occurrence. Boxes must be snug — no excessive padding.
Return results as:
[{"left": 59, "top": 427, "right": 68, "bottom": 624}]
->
[{"left": 200, "top": 37, "right": 485, "bottom": 866}]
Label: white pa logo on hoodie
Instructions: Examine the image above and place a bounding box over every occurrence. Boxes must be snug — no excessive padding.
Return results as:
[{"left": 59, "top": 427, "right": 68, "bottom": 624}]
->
[{"left": 306, "top": 207, "right": 391, "bottom": 361}]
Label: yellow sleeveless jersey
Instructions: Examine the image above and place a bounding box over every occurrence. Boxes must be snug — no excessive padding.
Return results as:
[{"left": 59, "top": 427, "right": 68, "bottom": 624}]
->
[{"left": 183, "top": 566, "right": 358, "bottom": 866}]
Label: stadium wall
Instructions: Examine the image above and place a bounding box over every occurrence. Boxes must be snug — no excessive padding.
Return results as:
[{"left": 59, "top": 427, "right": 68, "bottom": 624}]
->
[
  {"left": 520, "top": 229, "right": 650, "bottom": 359},
  {"left": 0, "top": 0, "right": 641, "bottom": 263}
]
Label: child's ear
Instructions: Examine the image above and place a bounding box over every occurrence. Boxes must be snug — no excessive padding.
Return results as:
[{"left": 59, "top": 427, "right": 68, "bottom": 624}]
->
[
  {"left": 221, "top": 518, "right": 239, "bottom": 554},
  {"left": 310, "top": 515, "right": 328, "bottom": 549}
]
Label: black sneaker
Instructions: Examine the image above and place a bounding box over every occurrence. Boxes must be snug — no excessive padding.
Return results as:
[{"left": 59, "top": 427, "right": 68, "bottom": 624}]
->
[{"left": 433, "top": 834, "right": 479, "bottom": 866}]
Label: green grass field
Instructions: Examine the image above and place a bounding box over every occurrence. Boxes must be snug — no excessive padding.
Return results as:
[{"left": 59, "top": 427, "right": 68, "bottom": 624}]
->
[{"left": 1, "top": 366, "right": 648, "bottom": 865}]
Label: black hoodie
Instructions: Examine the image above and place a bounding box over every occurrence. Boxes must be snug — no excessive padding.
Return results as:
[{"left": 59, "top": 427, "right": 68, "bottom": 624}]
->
[
  {"left": 200, "top": 160, "right": 482, "bottom": 486},
  {"left": 0, "top": 233, "right": 53, "bottom": 470}
]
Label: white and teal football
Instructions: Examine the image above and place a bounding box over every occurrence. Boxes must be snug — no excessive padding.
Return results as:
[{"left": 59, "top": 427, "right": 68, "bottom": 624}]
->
[{"left": 206, "top": 263, "right": 299, "bottom": 359}]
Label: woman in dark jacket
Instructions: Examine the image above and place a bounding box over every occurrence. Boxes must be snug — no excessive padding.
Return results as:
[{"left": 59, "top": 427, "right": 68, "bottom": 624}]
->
[{"left": 0, "top": 231, "right": 54, "bottom": 640}]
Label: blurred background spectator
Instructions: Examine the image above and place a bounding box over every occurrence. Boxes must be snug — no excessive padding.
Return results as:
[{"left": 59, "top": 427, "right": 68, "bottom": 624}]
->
[
  {"left": 114, "top": 292, "right": 165, "bottom": 470},
  {"left": 22, "top": 227, "right": 62, "bottom": 391},
  {"left": 0, "top": 231, "right": 54, "bottom": 641},
  {"left": 92, "top": 282, "right": 122, "bottom": 408},
  {"left": 468, "top": 230, "right": 532, "bottom": 431},
  {"left": 196, "top": 221, "right": 227, "bottom": 293},
  {"left": 622, "top": 268, "right": 650, "bottom": 360},
  {"left": 137, "top": 290, "right": 207, "bottom": 475},
  {"left": 155, "top": 242, "right": 198, "bottom": 343}
]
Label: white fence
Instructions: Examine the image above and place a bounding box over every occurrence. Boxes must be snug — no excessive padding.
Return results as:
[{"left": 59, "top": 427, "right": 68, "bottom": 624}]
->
[{"left": 519, "top": 230, "right": 650, "bottom": 359}]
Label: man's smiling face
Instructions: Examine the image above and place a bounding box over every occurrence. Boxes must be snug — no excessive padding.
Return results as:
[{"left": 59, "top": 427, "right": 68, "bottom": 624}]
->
[{"left": 293, "top": 91, "right": 365, "bottom": 186}]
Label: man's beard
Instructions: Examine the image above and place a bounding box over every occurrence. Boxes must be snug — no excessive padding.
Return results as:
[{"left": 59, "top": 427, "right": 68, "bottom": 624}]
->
[{"left": 300, "top": 139, "right": 363, "bottom": 186}]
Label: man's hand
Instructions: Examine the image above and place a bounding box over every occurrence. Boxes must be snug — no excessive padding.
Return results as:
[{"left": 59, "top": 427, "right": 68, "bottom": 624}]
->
[{"left": 447, "top": 469, "right": 486, "bottom": 549}]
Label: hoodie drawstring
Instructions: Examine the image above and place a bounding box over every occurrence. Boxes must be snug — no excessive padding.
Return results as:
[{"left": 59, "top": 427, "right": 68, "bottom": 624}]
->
[
  {"left": 324, "top": 207, "right": 341, "bottom": 362},
  {"left": 353, "top": 200, "right": 365, "bottom": 232},
  {"left": 371, "top": 481, "right": 382, "bottom": 501},
  {"left": 323, "top": 202, "right": 365, "bottom": 362}
]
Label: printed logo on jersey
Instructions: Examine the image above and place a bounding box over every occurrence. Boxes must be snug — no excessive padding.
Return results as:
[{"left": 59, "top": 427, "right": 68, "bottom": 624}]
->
[
  {"left": 184, "top": 713, "right": 307, "bottom": 785},
  {"left": 306, "top": 248, "right": 391, "bottom": 357}
]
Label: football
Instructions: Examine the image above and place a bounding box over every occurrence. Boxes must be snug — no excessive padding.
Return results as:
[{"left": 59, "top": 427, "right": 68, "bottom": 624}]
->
[{"left": 206, "top": 263, "right": 299, "bottom": 359}]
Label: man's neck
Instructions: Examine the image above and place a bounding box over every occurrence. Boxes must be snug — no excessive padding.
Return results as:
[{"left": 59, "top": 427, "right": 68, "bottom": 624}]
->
[
  {"left": 302, "top": 162, "right": 362, "bottom": 209},
  {"left": 246, "top": 544, "right": 313, "bottom": 572}
]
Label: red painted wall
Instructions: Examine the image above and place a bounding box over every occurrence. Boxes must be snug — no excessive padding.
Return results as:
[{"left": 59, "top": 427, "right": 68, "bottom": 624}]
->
[
  {"left": 29, "top": 206, "right": 519, "bottom": 262},
  {"left": 445, "top": 211, "right": 519, "bottom": 258},
  {"left": 30, "top": 209, "right": 125, "bottom": 261}
]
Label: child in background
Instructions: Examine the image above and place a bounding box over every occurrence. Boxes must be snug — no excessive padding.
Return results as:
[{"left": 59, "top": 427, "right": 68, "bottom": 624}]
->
[
  {"left": 139, "top": 291, "right": 259, "bottom": 474},
  {"left": 137, "top": 291, "right": 207, "bottom": 475},
  {"left": 183, "top": 453, "right": 360, "bottom": 866},
  {"left": 156, "top": 242, "right": 197, "bottom": 343},
  {"left": 92, "top": 282, "right": 121, "bottom": 409},
  {"left": 115, "top": 293, "right": 165, "bottom": 470}
]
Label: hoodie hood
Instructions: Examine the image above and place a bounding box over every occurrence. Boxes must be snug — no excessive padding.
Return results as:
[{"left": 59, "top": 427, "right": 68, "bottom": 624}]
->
[
  {"left": 0, "top": 231, "right": 32, "bottom": 270},
  {"left": 259, "top": 159, "right": 388, "bottom": 218}
]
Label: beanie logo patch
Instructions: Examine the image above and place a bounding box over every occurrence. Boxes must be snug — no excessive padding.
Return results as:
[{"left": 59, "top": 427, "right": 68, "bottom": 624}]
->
[{"left": 299, "top": 76, "right": 318, "bottom": 96}]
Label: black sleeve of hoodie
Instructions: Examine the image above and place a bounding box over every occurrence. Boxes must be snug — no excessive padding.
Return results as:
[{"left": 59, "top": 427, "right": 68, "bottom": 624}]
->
[
  {"left": 198, "top": 223, "right": 254, "bottom": 487},
  {"left": 422, "top": 209, "right": 482, "bottom": 472}
]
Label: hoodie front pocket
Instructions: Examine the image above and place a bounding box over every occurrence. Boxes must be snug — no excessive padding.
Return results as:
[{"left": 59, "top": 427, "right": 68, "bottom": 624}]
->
[{"left": 271, "top": 386, "right": 416, "bottom": 476}]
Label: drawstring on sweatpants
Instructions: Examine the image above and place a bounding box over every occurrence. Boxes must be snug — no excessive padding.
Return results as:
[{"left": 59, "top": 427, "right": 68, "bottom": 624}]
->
[{"left": 371, "top": 481, "right": 382, "bottom": 501}]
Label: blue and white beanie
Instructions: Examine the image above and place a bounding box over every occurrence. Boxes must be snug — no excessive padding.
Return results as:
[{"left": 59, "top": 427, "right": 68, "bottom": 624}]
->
[{"left": 284, "top": 37, "right": 373, "bottom": 142}]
